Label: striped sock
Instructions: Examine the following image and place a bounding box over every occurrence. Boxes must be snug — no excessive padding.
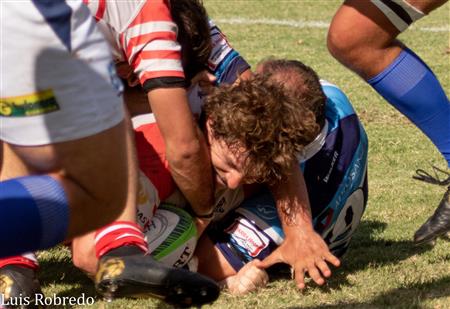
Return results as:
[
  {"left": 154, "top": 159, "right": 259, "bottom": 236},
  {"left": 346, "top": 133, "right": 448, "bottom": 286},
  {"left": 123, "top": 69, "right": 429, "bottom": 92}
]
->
[
  {"left": 0, "top": 253, "right": 39, "bottom": 270},
  {"left": 95, "top": 221, "right": 148, "bottom": 258}
]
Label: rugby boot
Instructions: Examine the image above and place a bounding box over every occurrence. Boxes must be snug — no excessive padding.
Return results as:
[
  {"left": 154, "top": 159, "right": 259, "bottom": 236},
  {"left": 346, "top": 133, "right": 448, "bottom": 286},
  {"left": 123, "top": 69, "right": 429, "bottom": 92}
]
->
[
  {"left": 0, "top": 265, "right": 43, "bottom": 308},
  {"left": 413, "top": 166, "right": 450, "bottom": 245},
  {"left": 95, "top": 245, "right": 220, "bottom": 307}
]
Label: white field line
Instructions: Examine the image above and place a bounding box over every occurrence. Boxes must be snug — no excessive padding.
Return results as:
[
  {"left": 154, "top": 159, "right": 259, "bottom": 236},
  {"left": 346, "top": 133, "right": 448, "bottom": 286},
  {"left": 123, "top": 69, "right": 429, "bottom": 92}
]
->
[{"left": 215, "top": 17, "right": 450, "bottom": 33}]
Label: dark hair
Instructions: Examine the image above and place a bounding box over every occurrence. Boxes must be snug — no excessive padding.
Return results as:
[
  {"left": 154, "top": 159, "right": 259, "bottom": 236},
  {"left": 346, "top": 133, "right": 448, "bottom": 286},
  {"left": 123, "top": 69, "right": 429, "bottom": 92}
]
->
[
  {"left": 170, "top": 0, "right": 212, "bottom": 81},
  {"left": 257, "top": 58, "right": 326, "bottom": 129},
  {"left": 204, "top": 75, "right": 319, "bottom": 184}
]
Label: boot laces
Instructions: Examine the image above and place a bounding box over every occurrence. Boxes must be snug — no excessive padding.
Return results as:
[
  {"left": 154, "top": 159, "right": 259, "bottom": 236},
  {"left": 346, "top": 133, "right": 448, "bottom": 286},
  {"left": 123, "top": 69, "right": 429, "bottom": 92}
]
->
[{"left": 413, "top": 165, "right": 450, "bottom": 187}]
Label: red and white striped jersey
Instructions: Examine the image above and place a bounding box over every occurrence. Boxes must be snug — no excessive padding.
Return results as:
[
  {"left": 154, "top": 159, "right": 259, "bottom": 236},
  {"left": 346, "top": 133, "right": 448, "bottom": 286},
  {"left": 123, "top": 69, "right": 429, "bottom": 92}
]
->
[{"left": 83, "top": 0, "right": 184, "bottom": 91}]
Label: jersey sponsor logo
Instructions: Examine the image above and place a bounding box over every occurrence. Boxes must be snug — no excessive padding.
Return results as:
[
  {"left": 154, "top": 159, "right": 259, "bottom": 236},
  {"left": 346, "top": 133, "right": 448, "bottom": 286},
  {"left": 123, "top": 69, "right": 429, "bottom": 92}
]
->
[
  {"left": 323, "top": 150, "right": 339, "bottom": 183},
  {"left": 0, "top": 89, "right": 59, "bottom": 117},
  {"left": 225, "top": 218, "right": 269, "bottom": 257},
  {"left": 173, "top": 246, "right": 193, "bottom": 268},
  {"left": 214, "top": 196, "right": 226, "bottom": 214},
  {"left": 254, "top": 204, "right": 278, "bottom": 221}
]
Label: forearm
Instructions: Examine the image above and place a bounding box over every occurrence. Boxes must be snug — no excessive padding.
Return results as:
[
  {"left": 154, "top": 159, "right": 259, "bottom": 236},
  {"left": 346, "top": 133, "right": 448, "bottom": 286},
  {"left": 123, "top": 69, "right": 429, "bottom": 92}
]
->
[
  {"left": 270, "top": 162, "right": 312, "bottom": 230},
  {"left": 148, "top": 88, "right": 215, "bottom": 215},
  {"left": 263, "top": 162, "right": 340, "bottom": 288},
  {"left": 166, "top": 129, "right": 215, "bottom": 215}
]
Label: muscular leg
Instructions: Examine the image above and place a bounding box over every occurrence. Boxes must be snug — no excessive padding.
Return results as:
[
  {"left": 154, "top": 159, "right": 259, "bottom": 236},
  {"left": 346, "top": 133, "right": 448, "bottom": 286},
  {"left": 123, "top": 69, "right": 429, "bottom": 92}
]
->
[
  {"left": 328, "top": 0, "right": 448, "bottom": 78},
  {"left": 72, "top": 112, "right": 140, "bottom": 274},
  {"left": 1, "top": 119, "right": 129, "bottom": 242},
  {"left": 327, "top": 0, "right": 450, "bottom": 243}
]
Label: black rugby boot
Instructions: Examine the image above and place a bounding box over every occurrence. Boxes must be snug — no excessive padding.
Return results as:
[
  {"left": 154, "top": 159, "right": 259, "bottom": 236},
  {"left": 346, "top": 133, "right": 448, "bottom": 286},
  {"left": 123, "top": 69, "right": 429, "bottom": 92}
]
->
[
  {"left": 95, "top": 245, "right": 220, "bottom": 307},
  {"left": 0, "top": 265, "right": 43, "bottom": 308},
  {"left": 413, "top": 166, "right": 450, "bottom": 245}
]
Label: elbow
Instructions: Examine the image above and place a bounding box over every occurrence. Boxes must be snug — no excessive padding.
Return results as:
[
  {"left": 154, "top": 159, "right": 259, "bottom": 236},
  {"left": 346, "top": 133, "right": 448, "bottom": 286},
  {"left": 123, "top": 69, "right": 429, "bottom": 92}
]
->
[{"left": 166, "top": 138, "right": 203, "bottom": 166}]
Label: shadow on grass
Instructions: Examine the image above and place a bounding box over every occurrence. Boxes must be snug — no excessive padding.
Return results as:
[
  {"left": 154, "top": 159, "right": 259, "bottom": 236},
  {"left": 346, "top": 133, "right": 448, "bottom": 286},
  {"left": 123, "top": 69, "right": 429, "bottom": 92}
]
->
[
  {"left": 268, "top": 220, "right": 449, "bottom": 308},
  {"left": 268, "top": 219, "right": 436, "bottom": 287},
  {"left": 293, "top": 276, "right": 450, "bottom": 309},
  {"left": 37, "top": 219, "right": 444, "bottom": 306},
  {"left": 38, "top": 257, "right": 93, "bottom": 288}
]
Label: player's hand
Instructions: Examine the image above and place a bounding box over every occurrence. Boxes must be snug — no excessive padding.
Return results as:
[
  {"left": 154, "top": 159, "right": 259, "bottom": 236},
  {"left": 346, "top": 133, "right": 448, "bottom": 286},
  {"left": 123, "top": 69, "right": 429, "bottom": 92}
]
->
[
  {"left": 255, "top": 225, "right": 340, "bottom": 289},
  {"left": 190, "top": 70, "right": 216, "bottom": 95},
  {"left": 220, "top": 259, "right": 269, "bottom": 295}
]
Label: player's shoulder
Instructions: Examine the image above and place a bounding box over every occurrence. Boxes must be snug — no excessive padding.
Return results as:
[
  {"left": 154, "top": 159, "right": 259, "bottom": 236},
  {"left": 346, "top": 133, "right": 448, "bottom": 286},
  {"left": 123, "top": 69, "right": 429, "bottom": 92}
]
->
[
  {"left": 320, "top": 79, "right": 356, "bottom": 121},
  {"left": 84, "top": 0, "right": 152, "bottom": 31}
]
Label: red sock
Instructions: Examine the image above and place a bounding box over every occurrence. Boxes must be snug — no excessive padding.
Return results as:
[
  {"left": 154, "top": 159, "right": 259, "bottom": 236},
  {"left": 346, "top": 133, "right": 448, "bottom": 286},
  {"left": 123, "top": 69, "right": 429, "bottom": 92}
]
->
[
  {"left": 95, "top": 221, "right": 148, "bottom": 258},
  {"left": 0, "top": 253, "right": 39, "bottom": 270}
]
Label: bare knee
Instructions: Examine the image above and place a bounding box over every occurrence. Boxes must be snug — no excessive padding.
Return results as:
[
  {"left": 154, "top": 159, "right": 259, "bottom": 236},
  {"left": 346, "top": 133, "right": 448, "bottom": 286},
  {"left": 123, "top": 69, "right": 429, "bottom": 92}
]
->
[
  {"left": 327, "top": 16, "right": 372, "bottom": 70},
  {"left": 327, "top": 0, "right": 404, "bottom": 78}
]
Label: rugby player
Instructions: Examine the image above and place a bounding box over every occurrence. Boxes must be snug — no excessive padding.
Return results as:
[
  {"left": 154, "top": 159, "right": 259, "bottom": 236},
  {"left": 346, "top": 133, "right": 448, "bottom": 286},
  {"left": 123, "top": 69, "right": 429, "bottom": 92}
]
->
[
  {"left": 50, "top": 53, "right": 363, "bottom": 297},
  {"left": 127, "top": 58, "right": 368, "bottom": 294},
  {"left": 90, "top": 16, "right": 344, "bottom": 292},
  {"left": 70, "top": 2, "right": 221, "bottom": 303},
  {"left": 196, "top": 59, "right": 368, "bottom": 294},
  {"left": 0, "top": 1, "right": 221, "bottom": 306},
  {"left": 72, "top": 19, "right": 352, "bottom": 293},
  {"left": 0, "top": 0, "right": 129, "bottom": 287},
  {"left": 327, "top": 0, "right": 450, "bottom": 244},
  {"left": 82, "top": 0, "right": 216, "bottom": 218},
  {"left": 75, "top": 0, "right": 338, "bottom": 296}
]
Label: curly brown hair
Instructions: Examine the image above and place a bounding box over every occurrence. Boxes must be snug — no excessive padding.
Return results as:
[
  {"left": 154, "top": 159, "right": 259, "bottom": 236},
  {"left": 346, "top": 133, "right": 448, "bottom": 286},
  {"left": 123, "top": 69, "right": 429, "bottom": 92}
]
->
[
  {"left": 257, "top": 58, "right": 327, "bottom": 129},
  {"left": 203, "top": 75, "right": 320, "bottom": 184}
]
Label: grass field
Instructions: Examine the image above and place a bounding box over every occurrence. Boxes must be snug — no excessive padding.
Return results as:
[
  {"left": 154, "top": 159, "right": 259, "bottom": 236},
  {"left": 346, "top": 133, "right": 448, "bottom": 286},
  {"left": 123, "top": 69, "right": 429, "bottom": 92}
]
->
[{"left": 37, "top": 1, "right": 450, "bottom": 308}]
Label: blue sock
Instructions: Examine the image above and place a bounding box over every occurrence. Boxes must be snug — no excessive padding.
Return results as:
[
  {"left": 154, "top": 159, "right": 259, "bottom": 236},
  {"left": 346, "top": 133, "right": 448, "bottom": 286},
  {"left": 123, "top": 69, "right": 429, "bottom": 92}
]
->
[
  {"left": 0, "top": 176, "right": 69, "bottom": 257},
  {"left": 368, "top": 48, "right": 450, "bottom": 167}
]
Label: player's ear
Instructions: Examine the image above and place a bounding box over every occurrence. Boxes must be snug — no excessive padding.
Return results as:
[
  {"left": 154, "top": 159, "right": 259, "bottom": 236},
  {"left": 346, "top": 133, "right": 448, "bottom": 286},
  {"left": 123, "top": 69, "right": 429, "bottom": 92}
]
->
[{"left": 205, "top": 118, "right": 215, "bottom": 144}]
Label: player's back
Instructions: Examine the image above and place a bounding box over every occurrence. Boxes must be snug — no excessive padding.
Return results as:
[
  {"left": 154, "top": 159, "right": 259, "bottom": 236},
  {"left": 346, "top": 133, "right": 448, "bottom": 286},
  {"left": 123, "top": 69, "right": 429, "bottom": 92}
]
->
[{"left": 302, "top": 81, "right": 368, "bottom": 226}]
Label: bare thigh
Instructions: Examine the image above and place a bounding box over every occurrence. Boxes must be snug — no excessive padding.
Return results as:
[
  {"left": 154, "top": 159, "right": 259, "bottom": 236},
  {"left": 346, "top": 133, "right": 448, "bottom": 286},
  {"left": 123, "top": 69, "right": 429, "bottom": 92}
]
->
[{"left": 1, "top": 120, "right": 129, "bottom": 239}]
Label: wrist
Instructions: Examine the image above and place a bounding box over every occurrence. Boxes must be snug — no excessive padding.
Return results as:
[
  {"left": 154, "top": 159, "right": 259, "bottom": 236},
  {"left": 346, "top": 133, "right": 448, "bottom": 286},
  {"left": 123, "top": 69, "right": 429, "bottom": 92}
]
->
[{"left": 192, "top": 208, "right": 215, "bottom": 219}]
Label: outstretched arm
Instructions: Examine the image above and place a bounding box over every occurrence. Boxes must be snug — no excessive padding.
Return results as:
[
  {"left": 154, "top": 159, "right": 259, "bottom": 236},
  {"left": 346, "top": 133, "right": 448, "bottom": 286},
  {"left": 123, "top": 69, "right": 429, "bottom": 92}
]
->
[{"left": 256, "top": 163, "right": 340, "bottom": 289}]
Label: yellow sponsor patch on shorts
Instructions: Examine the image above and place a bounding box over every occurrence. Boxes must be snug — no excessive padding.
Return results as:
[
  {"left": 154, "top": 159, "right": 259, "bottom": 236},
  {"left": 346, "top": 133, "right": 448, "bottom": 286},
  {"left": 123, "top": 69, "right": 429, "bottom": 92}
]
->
[{"left": 0, "top": 89, "right": 60, "bottom": 117}]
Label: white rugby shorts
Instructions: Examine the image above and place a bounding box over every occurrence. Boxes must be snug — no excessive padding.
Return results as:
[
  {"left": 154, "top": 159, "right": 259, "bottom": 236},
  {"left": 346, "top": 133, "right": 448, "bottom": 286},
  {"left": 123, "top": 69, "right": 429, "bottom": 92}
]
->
[{"left": 0, "top": 1, "right": 124, "bottom": 145}]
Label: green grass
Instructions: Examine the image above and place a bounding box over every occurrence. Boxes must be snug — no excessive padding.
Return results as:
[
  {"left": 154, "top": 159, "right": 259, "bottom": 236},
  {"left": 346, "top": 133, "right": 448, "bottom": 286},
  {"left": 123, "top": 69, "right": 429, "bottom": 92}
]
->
[{"left": 37, "top": 1, "right": 449, "bottom": 308}]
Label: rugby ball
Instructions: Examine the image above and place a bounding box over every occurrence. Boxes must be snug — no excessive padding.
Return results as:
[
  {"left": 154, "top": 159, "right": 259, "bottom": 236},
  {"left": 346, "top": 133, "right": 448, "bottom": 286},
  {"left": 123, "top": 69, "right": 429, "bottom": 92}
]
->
[{"left": 145, "top": 204, "right": 197, "bottom": 268}]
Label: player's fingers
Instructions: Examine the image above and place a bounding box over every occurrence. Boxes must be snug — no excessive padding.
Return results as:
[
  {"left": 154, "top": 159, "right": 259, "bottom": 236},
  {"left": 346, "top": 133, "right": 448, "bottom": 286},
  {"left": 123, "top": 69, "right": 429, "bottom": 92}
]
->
[
  {"left": 293, "top": 266, "right": 306, "bottom": 289},
  {"left": 241, "top": 261, "right": 266, "bottom": 283},
  {"left": 315, "top": 258, "right": 332, "bottom": 278},
  {"left": 238, "top": 274, "right": 257, "bottom": 292},
  {"left": 192, "top": 70, "right": 216, "bottom": 86},
  {"left": 324, "top": 252, "right": 341, "bottom": 267},
  {"left": 255, "top": 250, "right": 283, "bottom": 269},
  {"left": 306, "top": 265, "right": 325, "bottom": 286}
]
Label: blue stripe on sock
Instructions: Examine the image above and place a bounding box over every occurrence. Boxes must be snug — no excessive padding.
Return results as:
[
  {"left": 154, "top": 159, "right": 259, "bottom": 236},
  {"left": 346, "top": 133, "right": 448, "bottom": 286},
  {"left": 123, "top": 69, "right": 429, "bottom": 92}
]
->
[
  {"left": 0, "top": 176, "right": 69, "bottom": 257},
  {"left": 368, "top": 48, "right": 450, "bottom": 167},
  {"left": 19, "top": 176, "right": 69, "bottom": 249}
]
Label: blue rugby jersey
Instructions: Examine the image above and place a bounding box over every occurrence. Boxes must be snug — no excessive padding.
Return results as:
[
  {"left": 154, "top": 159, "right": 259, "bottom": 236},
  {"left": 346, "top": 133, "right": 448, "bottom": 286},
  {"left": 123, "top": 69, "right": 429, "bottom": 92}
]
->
[{"left": 302, "top": 80, "right": 368, "bottom": 235}]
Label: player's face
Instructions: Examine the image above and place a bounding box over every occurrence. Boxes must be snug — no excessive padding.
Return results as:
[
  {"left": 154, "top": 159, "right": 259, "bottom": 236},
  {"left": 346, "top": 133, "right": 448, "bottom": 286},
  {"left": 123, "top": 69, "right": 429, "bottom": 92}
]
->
[{"left": 206, "top": 121, "right": 247, "bottom": 190}]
